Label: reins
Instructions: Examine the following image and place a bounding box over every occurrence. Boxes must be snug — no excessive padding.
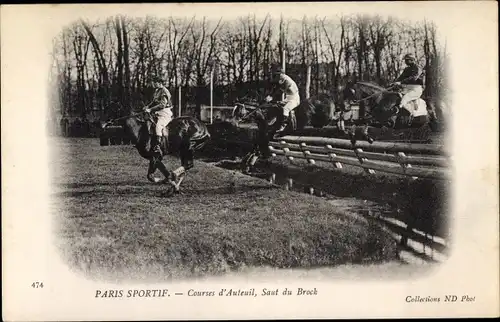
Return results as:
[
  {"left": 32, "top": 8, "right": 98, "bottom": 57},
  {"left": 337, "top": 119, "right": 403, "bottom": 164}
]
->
[
  {"left": 102, "top": 102, "right": 152, "bottom": 128},
  {"left": 350, "top": 84, "right": 396, "bottom": 105},
  {"left": 238, "top": 105, "right": 259, "bottom": 123},
  {"left": 236, "top": 100, "right": 284, "bottom": 123}
]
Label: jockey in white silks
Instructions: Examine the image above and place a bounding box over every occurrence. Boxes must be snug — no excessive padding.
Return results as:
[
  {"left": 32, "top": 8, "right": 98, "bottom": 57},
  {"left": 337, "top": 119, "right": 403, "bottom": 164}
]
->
[
  {"left": 391, "top": 53, "right": 427, "bottom": 119},
  {"left": 266, "top": 67, "right": 301, "bottom": 134},
  {"left": 143, "top": 77, "right": 174, "bottom": 155}
]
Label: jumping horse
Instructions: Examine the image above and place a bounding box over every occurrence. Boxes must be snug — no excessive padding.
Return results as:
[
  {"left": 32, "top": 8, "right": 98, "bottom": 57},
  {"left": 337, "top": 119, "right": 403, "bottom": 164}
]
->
[
  {"left": 102, "top": 103, "right": 211, "bottom": 195},
  {"left": 230, "top": 94, "right": 336, "bottom": 173},
  {"left": 338, "top": 81, "right": 432, "bottom": 144}
]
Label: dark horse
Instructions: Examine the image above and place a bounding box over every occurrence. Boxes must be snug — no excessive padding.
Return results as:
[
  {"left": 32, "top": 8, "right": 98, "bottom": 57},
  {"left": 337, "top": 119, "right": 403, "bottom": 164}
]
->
[
  {"left": 338, "top": 81, "right": 432, "bottom": 143},
  {"left": 229, "top": 94, "right": 336, "bottom": 172},
  {"left": 102, "top": 105, "right": 210, "bottom": 195}
]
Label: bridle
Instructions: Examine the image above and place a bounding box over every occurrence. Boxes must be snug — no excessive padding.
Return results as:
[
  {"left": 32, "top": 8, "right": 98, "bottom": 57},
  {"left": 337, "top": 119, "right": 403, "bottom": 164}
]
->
[
  {"left": 340, "top": 83, "right": 402, "bottom": 123},
  {"left": 233, "top": 100, "right": 285, "bottom": 124},
  {"left": 346, "top": 83, "right": 397, "bottom": 106},
  {"left": 101, "top": 102, "right": 152, "bottom": 129}
]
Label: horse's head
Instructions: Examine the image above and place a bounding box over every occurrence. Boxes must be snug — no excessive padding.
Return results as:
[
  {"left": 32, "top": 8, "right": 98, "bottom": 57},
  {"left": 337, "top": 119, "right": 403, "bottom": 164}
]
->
[
  {"left": 232, "top": 102, "right": 264, "bottom": 124},
  {"left": 208, "top": 102, "right": 246, "bottom": 133},
  {"left": 232, "top": 102, "right": 250, "bottom": 121},
  {"left": 335, "top": 82, "right": 358, "bottom": 112},
  {"left": 100, "top": 119, "right": 112, "bottom": 130},
  {"left": 342, "top": 83, "right": 358, "bottom": 101}
]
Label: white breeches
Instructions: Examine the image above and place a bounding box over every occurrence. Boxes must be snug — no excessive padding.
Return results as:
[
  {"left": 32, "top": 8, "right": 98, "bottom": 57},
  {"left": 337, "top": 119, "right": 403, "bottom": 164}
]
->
[
  {"left": 155, "top": 108, "right": 173, "bottom": 136},
  {"left": 282, "top": 94, "right": 300, "bottom": 116},
  {"left": 400, "top": 85, "right": 423, "bottom": 108}
]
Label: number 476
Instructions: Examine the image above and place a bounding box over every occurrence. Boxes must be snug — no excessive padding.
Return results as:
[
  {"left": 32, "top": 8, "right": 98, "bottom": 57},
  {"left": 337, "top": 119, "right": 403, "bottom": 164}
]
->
[{"left": 31, "top": 282, "right": 44, "bottom": 288}]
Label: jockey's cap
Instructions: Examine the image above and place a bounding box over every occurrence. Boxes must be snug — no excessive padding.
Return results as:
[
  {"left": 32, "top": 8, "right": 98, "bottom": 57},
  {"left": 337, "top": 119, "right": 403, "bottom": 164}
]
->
[
  {"left": 273, "top": 66, "right": 283, "bottom": 75},
  {"left": 403, "top": 53, "right": 415, "bottom": 61}
]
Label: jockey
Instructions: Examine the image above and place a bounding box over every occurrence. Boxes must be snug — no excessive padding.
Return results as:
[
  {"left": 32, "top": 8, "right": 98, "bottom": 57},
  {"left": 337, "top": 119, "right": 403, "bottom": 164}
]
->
[
  {"left": 391, "top": 53, "right": 425, "bottom": 114},
  {"left": 143, "top": 76, "right": 173, "bottom": 155},
  {"left": 267, "top": 67, "right": 301, "bottom": 134}
]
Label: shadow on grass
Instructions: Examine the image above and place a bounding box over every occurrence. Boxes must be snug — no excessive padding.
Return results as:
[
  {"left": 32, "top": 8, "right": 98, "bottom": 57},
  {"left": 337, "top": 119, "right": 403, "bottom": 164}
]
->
[
  {"left": 59, "top": 181, "right": 159, "bottom": 189},
  {"left": 55, "top": 182, "right": 279, "bottom": 200}
]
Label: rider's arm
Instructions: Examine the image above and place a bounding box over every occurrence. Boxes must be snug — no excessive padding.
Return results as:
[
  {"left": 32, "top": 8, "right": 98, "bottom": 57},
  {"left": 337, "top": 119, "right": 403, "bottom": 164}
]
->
[
  {"left": 152, "top": 88, "right": 161, "bottom": 102},
  {"left": 145, "top": 88, "right": 171, "bottom": 112},
  {"left": 146, "top": 104, "right": 164, "bottom": 113},
  {"left": 162, "top": 88, "right": 173, "bottom": 106}
]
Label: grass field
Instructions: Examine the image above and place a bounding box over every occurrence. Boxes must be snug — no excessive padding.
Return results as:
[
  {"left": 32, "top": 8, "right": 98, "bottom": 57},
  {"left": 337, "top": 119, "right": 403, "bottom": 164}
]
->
[
  {"left": 50, "top": 138, "right": 402, "bottom": 282},
  {"left": 203, "top": 122, "right": 450, "bottom": 239}
]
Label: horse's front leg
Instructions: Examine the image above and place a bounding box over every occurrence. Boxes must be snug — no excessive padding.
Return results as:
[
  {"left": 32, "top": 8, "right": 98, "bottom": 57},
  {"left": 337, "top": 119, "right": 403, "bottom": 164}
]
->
[
  {"left": 153, "top": 157, "right": 174, "bottom": 184},
  {"left": 146, "top": 158, "right": 160, "bottom": 183},
  {"left": 241, "top": 152, "right": 254, "bottom": 174},
  {"left": 362, "top": 124, "right": 374, "bottom": 144},
  {"left": 335, "top": 112, "right": 349, "bottom": 135}
]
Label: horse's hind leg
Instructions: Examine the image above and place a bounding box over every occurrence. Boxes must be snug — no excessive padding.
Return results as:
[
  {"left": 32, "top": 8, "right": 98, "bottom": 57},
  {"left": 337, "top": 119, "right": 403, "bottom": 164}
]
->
[
  {"left": 242, "top": 149, "right": 260, "bottom": 174},
  {"left": 169, "top": 144, "right": 194, "bottom": 192}
]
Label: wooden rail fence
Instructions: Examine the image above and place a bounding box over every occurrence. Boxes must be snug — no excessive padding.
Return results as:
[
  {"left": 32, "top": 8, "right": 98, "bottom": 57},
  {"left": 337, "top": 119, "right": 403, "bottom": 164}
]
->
[{"left": 268, "top": 135, "right": 450, "bottom": 181}]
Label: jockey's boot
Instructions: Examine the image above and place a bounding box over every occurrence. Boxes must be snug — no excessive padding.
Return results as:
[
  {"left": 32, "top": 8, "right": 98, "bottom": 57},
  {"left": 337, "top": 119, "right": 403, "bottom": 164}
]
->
[{"left": 151, "top": 135, "right": 163, "bottom": 156}]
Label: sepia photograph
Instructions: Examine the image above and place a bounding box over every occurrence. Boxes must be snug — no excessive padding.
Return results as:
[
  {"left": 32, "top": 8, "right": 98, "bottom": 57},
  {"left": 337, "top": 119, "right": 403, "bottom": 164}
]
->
[
  {"left": 2, "top": 2, "right": 499, "bottom": 321},
  {"left": 50, "top": 4, "right": 450, "bottom": 281}
]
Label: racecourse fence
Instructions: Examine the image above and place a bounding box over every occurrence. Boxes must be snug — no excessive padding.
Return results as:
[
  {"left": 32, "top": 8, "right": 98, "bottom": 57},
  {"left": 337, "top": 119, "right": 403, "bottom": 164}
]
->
[{"left": 268, "top": 135, "right": 450, "bottom": 181}]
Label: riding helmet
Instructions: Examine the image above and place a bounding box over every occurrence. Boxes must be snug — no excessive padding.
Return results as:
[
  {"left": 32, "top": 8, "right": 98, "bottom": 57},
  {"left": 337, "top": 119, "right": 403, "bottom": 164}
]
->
[
  {"left": 273, "top": 66, "right": 284, "bottom": 75},
  {"left": 403, "top": 53, "right": 415, "bottom": 61}
]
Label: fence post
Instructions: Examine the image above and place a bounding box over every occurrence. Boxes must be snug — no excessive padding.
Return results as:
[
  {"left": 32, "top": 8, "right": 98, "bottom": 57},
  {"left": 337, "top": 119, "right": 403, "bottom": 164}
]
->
[
  {"left": 281, "top": 49, "right": 286, "bottom": 102},
  {"left": 178, "top": 86, "right": 182, "bottom": 117},
  {"left": 269, "top": 173, "right": 276, "bottom": 185},
  {"left": 210, "top": 69, "right": 214, "bottom": 124},
  {"left": 355, "top": 148, "right": 375, "bottom": 174},
  {"left": 281, "top": 140, "right": 294, "bottom": 162},
  {"left": 299, "top": 142, "right": 315, "bottom": 165},
  {"left": 326, "top": 144, "right": 343, "bottom": 169}
]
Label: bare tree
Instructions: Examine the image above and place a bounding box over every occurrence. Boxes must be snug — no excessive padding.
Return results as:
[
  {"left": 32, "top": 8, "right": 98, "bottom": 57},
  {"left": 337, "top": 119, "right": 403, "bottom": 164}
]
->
[
  {"left": 190, "top": 17, "right": 223, "bottom": 117},
  {"left": 54, "top": 14, "right": 449, "bottom": 127},
  {"left": 81, "top": 19, "right": 111, "bottom": 111},
  {"left": 368, "top": 16, "right": 393, "bottom": 83}
]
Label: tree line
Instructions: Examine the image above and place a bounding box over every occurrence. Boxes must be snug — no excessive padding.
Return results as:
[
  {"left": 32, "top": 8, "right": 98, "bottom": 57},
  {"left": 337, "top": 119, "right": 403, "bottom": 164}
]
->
[{"left": 49, "top": 14, "right": 449, "bottom": 122}]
